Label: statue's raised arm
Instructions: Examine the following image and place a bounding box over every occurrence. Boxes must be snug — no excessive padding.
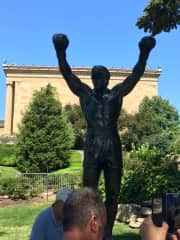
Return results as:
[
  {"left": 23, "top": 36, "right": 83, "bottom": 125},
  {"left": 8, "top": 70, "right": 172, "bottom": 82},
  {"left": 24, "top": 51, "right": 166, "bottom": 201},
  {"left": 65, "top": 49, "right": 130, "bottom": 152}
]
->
[
  {"left": 53, "top": 34, "right": 91, "bottom": 97},
  {"left": 112, "top": 36, "right": 156, "bottom": 97}
]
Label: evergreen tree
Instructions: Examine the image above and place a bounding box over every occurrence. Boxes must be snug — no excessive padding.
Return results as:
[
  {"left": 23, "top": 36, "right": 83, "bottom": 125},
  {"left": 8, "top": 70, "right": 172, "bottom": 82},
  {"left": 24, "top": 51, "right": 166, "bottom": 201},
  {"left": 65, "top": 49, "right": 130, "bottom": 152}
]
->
[{"left": 16, "top": 84, "right": 74, "bottom": 172}]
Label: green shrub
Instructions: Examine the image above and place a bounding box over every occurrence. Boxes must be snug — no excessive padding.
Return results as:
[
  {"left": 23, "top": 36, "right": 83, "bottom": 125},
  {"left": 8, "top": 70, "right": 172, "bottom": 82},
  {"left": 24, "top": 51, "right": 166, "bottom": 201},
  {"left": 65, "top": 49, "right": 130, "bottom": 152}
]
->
[
  {"left": 122, "top": 151, "right": 139, "bottom": 171},
  {"left": 0, "top": 177, "right": 42, "bottom": 200},
  {"left": 98, "top": 174, "right": 106, "bottom": 201},
  {"left": 0, "top": 166, "right": 20, "bottom": 178},
  {"left": 0, "top": 144, "right": 16, "bottom": 166},
  {"left": 120, "top": 144, "right": 180, "bottom": 204}
]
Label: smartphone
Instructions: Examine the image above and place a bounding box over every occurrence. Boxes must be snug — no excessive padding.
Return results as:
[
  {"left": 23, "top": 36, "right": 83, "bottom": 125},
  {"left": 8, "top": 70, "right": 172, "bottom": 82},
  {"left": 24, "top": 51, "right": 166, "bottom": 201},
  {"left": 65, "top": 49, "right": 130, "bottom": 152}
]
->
[{"left": 152, "top": 193, "right": 180, "bottom": 233}]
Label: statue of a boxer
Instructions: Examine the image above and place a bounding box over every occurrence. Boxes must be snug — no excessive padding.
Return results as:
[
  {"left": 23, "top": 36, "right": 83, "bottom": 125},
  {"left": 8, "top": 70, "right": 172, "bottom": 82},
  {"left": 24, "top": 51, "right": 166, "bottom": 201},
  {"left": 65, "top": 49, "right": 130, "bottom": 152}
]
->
[{"left": 53, "top": 34, "right": 156, "bottom": 240}]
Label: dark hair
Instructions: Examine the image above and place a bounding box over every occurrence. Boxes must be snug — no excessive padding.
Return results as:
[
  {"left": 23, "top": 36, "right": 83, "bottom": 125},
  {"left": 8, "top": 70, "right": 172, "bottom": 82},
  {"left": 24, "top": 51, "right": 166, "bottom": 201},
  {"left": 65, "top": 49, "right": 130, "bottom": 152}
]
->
[{"left": 62, "top": 187, "right": 104, "bottom": 231}]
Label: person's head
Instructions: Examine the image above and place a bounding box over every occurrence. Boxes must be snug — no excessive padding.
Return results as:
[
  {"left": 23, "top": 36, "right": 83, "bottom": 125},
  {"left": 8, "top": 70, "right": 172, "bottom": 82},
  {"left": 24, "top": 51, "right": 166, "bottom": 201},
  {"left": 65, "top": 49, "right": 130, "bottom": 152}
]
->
[
  {"left": 53, "top": 188, "right": 72, "bottom": 219},
  {"left": 63, "top": 187, "right": 107, "bottom": 240},
  {"left": 91, "top": 65, "right": 110, "bottom": 90}
]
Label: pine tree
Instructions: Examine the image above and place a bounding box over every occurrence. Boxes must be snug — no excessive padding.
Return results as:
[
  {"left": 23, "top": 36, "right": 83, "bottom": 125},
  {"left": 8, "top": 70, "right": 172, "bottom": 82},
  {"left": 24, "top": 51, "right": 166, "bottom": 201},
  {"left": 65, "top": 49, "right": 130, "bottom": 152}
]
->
[{"left": 16, "top": 84, "right": 74, "bottom": 172}]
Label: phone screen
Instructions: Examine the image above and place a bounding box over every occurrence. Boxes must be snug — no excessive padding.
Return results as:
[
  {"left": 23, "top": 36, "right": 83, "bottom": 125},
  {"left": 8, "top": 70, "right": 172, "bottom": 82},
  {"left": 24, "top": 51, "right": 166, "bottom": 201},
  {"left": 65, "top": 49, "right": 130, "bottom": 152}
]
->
[
  {"left": 152, "top": 194, "right": 180, "bottom": 233},
  {"left": 153, "top": 197, "right": 162, "bottom": 214},
  {"left": 152, "top": 195, "right": 163, "bottom": 227}
]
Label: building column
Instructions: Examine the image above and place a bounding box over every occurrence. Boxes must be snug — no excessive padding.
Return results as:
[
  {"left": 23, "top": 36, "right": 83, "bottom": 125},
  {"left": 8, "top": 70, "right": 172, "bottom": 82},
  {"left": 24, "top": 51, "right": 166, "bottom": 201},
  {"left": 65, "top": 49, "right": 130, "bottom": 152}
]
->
[{"left": 4, "top": 82, "right": 13, "bottom": 136}]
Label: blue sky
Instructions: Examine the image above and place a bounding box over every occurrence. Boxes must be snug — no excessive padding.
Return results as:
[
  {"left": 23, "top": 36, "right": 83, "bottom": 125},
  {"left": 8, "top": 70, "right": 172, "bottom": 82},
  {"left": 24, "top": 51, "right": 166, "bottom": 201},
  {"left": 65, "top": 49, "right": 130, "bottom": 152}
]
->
[{"left": 0, "top": 0, "right": 179, "bottom": 120}]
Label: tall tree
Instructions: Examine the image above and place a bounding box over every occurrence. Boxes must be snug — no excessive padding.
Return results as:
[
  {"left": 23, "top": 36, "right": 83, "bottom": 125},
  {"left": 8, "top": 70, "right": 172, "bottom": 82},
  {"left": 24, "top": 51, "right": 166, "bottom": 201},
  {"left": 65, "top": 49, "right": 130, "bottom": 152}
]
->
[
  {"left": 16, "top": 84, "right": 74, "bottom": 172},
  {"left": 122, "top": 96, "right": 180, "bottom": 155},
  {"left": 136, "top": 0, "right": 180, "bottom": 36}
]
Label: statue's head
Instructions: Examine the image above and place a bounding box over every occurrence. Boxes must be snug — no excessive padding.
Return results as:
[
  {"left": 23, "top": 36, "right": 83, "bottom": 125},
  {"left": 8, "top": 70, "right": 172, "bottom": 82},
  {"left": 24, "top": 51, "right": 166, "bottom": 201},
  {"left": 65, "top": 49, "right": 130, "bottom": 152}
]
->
[{"left": 91, "top": 65, "right": 110, "bottom": 90}]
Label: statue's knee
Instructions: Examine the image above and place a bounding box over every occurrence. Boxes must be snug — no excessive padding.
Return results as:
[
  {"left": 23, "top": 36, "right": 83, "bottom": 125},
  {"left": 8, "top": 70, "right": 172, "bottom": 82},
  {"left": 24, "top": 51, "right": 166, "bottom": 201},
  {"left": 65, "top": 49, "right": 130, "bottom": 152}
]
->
[{"left": 105, "top": 192, "right": 119, "bottom": 205}]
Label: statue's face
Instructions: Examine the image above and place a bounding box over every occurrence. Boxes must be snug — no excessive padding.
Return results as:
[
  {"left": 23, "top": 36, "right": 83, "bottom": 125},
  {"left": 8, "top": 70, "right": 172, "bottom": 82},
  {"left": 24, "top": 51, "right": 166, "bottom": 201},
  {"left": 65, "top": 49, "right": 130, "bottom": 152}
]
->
[{"left": 91, "top": 66, "right": 110, "bottom": 90}]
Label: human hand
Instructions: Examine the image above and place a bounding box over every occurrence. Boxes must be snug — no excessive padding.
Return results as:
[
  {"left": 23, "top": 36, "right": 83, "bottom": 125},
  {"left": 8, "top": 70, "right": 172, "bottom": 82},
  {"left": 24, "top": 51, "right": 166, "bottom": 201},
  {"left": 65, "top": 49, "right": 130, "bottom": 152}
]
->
[
  {"left": 52, "top": 34, "right": 69, "bottom": 52},
  {"left": 140, "top": 216, "right": 168, "bottom": 240},
  {"left": 168, "top": 229, "right": 180, "bottom": 240},
  {"left": 139, "top": 36, "right": 156, "bottom": 53}
]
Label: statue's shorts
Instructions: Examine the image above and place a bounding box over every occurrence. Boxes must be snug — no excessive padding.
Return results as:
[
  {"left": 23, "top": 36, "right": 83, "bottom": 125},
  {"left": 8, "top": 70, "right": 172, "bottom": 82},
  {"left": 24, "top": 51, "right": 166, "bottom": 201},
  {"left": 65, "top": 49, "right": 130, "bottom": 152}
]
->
[{"left": 83, "top": 128, "right": 122, "bottom": 170}]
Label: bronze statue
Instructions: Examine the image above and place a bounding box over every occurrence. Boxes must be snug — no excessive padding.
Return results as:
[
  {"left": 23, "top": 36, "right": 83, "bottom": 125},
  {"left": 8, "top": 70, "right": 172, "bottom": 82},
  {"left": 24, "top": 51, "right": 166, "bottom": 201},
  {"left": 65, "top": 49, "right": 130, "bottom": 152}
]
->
[{"left": 53, "top": 34, "right": 156, "bottom": 240}]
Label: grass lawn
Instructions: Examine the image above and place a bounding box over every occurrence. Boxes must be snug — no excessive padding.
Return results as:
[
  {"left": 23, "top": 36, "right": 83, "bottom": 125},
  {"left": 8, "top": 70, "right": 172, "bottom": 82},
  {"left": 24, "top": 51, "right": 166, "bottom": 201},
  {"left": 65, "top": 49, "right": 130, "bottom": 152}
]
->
[
  {"left": 0, "top": 201, "right": 140, "bottom": 240},
  {"left": 0, "top": 166, "right": 21, "bottom": 178},
  {"left": 51, "top": 150, "right": 82, "bottom": 174},
  {"left": 113, "top": 222, "right": 140, "bottom": 240},
  {"left": 0, "top": 150, "right": 82, "bottom": 177},
  {"left": 0, "top": 202, "right": 49, "bottom": 240}
]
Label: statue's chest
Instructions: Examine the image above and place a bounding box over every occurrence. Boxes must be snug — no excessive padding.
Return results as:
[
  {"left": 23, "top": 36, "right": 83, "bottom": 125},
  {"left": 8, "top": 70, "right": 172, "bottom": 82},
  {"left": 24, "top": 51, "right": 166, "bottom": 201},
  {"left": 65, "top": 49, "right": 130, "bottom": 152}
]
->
[{"left": 83, "top": 94, "right": 117, "bottom": 117}]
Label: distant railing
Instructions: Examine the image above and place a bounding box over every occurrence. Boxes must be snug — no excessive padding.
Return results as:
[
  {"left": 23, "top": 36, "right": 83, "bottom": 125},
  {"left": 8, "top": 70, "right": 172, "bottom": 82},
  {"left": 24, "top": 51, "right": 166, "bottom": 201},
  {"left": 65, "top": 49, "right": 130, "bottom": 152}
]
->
[{"left": 21, "top": 171, "right": 81, "bottom": 200}]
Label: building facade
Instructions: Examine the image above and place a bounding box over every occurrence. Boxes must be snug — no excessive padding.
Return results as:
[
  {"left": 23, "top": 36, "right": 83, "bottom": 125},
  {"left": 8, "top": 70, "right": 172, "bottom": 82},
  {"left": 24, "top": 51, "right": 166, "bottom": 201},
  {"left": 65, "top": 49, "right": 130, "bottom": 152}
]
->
[{"left": 1, "top": 64, "right": 161, "bottom": 136}]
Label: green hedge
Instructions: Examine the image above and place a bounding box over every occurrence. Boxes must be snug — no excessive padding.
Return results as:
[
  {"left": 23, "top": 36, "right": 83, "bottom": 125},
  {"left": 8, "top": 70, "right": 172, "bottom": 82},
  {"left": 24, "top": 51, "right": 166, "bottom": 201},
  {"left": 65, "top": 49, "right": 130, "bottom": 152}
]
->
[
  {"left": 119, "top": 145, "right": 180, "bottom": 204},
  {"left": 0, "top": 177, "right": 42, "bottom": 200},
  {"left": 0, "top": 144, "right": 16, "bottom": 166}
]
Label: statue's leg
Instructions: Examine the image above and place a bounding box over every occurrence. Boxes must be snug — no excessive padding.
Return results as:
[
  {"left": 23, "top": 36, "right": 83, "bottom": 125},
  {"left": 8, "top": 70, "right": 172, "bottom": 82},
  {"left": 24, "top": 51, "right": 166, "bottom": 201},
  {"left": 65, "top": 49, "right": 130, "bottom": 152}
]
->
[
  {"left": 83, "top": 135, "right": 102, "bottom": 188},
  {"left": 83, "top": 167, "right": 101, "bottom": 189},
  {"left": 103, "top": 167, "right": 122, "bottom": 239}
]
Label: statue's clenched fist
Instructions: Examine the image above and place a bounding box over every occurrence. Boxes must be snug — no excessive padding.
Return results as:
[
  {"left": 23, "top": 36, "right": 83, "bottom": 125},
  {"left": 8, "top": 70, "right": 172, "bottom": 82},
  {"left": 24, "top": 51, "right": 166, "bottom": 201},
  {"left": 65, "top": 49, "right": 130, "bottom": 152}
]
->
[
  {"left": 53, "top": 34, "right": 69, "bottom": 51},
  {"left": 139, "top": 36, "right": 156, "bottom": 53}
]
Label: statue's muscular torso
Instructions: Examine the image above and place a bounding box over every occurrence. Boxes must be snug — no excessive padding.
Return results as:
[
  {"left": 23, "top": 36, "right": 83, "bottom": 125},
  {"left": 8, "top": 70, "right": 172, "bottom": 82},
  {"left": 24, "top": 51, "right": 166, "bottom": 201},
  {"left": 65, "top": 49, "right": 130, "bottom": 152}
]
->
[
  {"left": 80, "top": 88, "right": 123, "bottom": 169},
  {"left": 80, "top": 89, "right": 122, "bottom": 132}
]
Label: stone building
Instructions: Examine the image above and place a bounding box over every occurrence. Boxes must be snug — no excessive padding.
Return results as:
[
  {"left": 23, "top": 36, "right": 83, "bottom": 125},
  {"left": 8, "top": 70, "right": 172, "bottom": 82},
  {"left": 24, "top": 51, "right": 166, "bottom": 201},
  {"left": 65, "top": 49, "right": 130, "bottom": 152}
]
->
[{"left": 1, "top": 64, "right": 161, "bottom": 136}]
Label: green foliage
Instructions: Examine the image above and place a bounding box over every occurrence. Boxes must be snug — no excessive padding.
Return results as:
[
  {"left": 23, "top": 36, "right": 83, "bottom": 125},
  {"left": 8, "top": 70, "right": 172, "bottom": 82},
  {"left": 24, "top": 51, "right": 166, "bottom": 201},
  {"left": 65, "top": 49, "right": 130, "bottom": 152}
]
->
[
  {"left": 0, "top": 166, "right": 20, "bottom": 178},
  {"left": 136, "top": 0, "right": 180, "bottom": 36},
  {"left": 51, "top": 150, "right": 82, "bottom": 174},
  {"left": 122, "top": 96, "right": 180, "bottom": 155},
  {"left": 118, "top": 109, "right": 132, "bottom": 131},
  {"left": 64, "top": 104, "right": 86, "bottom": 149},
  {"left": 98, "top": 174, "right": 106, "bottom": 201},
  {"left": 0, "top": 144, "right": 16, "bottom": 166},
  {"left": 122, "top": 152, "right": 138, "bottom": 171},
  {"left": 16, "top": 84, "right": 74, "bottom": 173},
  {"left": 169, "top": 130, "right": 180, "bottom": 155},
  {"left": 0, "top": 177, "right": 42, "bottom": 200},
  {"left": 120, "top": 144, "right": 180, "bottom": 204}
]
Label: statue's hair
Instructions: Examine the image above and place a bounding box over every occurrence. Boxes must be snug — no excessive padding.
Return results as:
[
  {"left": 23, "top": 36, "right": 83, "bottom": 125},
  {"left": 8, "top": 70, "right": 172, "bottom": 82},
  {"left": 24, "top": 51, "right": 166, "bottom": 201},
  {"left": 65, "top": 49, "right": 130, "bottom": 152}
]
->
[
  {"left": 62, "top": 187, "right": 104, "bottom": 231},
  {"left": 91, "top": 65, "right": 110, "bottom": 81}
]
